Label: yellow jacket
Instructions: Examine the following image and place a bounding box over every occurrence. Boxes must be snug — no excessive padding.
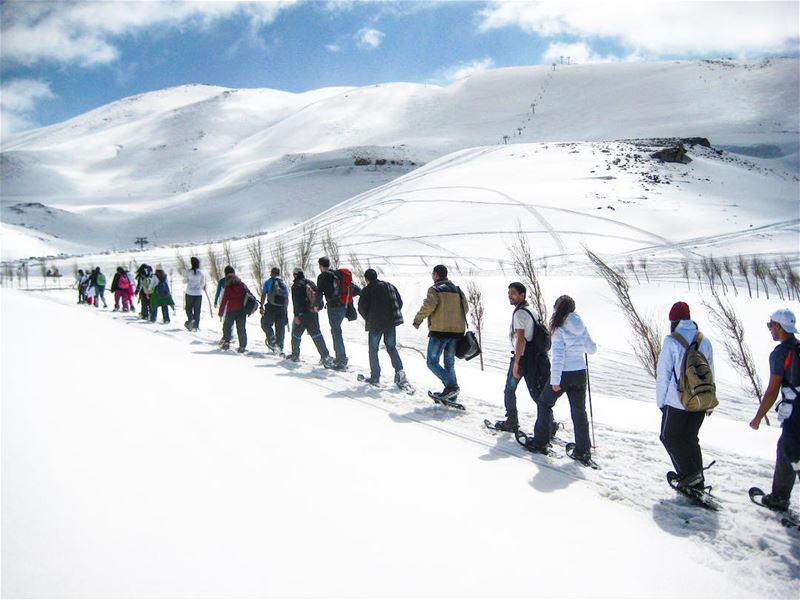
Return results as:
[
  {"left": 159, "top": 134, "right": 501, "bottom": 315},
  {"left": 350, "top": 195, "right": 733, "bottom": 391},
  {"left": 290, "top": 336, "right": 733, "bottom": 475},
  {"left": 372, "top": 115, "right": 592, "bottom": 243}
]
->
[{"left": 413, "top": 280, "right": 469, "bottom": 334}]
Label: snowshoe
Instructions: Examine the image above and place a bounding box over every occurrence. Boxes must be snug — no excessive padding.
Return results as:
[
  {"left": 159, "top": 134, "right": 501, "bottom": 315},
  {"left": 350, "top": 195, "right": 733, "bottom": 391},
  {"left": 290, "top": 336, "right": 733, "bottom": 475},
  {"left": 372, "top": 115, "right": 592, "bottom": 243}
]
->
[
  {"left": 427, "top": 390, "right": 465, "bottom": 411},
  {"left": 748, "top": 487, "right": 799, "bottom": 529},
  {"left": 514, "top": 430, "right": 556, "bottom": 457},
  {"left": 565, "top": 442, "right": 600, "bottom": 470},
  {"left": 667, "top": 469, "right": 720, "bottom": 511},
  {"left": 357, "top": 373, "right": 380, "bottom": 386}
]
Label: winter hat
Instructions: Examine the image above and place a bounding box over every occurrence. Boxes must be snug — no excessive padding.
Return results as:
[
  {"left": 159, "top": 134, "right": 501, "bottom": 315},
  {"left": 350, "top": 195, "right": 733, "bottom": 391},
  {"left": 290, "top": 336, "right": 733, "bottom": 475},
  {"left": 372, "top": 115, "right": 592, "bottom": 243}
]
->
[
  {"left": 771, "top": 308, "right": 797, "bottom": 334},
  {"left": 669, "top": 301, "right": 691, "bottom": 321}
]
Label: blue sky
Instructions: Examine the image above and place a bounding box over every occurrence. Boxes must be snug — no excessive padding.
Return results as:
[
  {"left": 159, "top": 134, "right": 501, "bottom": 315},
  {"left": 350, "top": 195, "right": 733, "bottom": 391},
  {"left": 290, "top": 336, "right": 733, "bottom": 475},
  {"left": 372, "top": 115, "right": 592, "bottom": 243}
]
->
[{"left": 1, "top": 0, "right": 798, "bottom": 138}]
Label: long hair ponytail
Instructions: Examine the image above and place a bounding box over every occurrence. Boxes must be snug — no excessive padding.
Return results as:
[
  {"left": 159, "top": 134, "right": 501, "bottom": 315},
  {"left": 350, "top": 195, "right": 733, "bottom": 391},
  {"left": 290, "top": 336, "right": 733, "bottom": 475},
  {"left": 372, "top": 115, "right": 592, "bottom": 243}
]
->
[{"left": 549, "top": 294, "right": 576, "bottom": 334}]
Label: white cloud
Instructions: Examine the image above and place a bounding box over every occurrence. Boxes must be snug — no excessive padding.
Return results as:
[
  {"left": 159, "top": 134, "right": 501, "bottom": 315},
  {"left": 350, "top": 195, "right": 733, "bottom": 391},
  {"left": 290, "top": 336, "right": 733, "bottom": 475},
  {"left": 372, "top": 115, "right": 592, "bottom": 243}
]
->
[
  {"left": 478, "top": 1, "right": 800, "bottom": 57},
  {"left": 1, "top": 79, "right": 57, "bottom": 139},
  {"left": 326, "top": 43, "right": 342, "bottom": 53},
  {"left": 0, "top": 0, "right": 299, "bottom": 67},
  {"left": 355, "top": 27, "right": 385, "bottom": 50},
  {"left": 541, "top": 42, "right": 636, "bottom": 65},
  {"left": 438, "top": 57, "right": 496, "bottom": 82}
]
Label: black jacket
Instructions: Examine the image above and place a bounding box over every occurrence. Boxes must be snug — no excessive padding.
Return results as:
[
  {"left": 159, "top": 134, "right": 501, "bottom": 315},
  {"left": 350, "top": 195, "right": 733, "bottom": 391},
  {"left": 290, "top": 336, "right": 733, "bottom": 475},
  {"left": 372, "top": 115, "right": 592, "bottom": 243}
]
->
[
  {"left": 358, "top": 279, "right": 402, "bottom": 332},
  {"left": 291, "top": 278, "right": 317, "bottom": 317},
  {"left": 316, "top": 270, "right": 338, "bottom": 306}
]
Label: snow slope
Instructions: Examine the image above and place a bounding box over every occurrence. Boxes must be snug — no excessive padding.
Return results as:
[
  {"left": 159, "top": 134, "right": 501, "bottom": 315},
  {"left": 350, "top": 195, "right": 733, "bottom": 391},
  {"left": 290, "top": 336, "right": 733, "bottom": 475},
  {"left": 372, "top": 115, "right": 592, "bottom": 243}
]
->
[
  {"left": 2, "top": 58, "right": 798, "bottom": 259},
  {"left": 3, "top": 288, "right": 798, "bottom": 598}
]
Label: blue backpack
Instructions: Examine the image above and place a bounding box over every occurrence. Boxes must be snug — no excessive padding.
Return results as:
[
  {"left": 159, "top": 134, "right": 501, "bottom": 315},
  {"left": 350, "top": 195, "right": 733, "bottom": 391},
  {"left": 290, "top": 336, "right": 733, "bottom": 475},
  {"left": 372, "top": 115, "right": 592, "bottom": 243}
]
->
[{"left": 155, "top": 278, "right": 170, "bottom": 297}]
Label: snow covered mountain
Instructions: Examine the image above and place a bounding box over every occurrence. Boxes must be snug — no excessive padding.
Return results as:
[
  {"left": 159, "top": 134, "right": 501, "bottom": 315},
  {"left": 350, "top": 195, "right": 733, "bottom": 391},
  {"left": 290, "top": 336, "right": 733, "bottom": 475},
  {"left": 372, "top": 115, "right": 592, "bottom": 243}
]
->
[{"left": 1, "top": 58, "right": 798, "bottom": 259}]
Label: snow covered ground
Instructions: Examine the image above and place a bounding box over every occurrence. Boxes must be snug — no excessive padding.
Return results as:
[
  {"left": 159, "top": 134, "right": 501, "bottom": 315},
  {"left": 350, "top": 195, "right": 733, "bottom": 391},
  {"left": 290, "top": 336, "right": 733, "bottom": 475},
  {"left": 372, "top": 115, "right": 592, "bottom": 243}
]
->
[
  {"left": 2, "top": 284, "right": 798, "bottom": 598},
  {"left": 2, "top": 58, "right": 797, "bottom": 258}
]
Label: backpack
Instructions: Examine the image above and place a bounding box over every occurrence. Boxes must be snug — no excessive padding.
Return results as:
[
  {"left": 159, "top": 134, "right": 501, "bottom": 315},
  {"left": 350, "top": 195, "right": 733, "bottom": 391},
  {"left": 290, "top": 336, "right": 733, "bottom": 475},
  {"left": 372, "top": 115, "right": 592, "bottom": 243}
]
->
[
  {"left": 267, "top": 278, "right": 288, "bottom": 307},
  {"left": 242, "top": 287, "right": 259, "bottom": 317},
  {"left": 118, "top": 275, "right": 131, "bottom": 290},
  {"left": 155, "top": 278, "right": 170, "bottom": 297},
  {"left": 97, "top": 273, "right": 106, "bottom": 287},
  {"left": 671, "top": 331, "right": 718, "bottom": 412},
  {"left": 304, "top": 279, "right": 320, "bottom": 313},
  {"left": 515, "top": 307, "right": 552, "bottom": 398},
  {"left": 775, "top": 340, "right": 800, "bottom": 424},
  {"left": 332, "top": 268, "right": 353, "bottom": 305}
]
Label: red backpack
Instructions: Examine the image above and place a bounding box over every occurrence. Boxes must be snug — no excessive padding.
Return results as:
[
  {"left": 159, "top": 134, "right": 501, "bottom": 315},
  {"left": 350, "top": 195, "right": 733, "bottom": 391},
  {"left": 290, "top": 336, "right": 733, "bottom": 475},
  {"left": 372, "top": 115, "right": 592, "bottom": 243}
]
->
[
  {"left": 333, "top": 268, "right": 353, "bottom": 305},
  {"left": 118, "top": 274, "right": 130, "bottom": 290}
]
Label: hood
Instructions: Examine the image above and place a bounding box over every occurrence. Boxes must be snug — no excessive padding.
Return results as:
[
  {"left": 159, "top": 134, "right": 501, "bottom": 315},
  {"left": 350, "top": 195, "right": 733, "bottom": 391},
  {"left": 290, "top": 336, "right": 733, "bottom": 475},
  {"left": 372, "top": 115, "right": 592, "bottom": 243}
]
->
[
  {"left": 225, "top": 274, "right": 242, "bottom": 287},
  {"left": 674, "top": 319, "right": 698, "bottom": 343},
  {"left": 561, "top": 312, "right": 587, "bottom": 335}
]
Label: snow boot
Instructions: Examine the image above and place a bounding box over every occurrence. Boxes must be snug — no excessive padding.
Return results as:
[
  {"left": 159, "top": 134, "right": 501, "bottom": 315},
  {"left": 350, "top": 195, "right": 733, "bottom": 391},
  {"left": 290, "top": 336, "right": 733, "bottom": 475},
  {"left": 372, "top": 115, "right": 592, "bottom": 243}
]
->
[
  {"left": 761, "top": 493, "right": 790, "bottom": 512},
  {"left": 494, "top": 419, "right": 519, "bottom": 433}
]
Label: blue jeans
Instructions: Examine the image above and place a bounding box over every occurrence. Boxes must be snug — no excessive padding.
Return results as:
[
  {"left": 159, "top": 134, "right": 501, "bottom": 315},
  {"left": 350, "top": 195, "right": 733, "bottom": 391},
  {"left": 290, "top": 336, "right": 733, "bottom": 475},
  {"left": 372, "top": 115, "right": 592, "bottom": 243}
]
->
[
  {"left": 327, "top": 304, "right": 348, "bottom": 364},
  {"left": 368, "top": 327, "right": 404, "bottom": 381},
  {"left": 504, "top": 357, "right": 523, "bottom": 422},
  {"left": 291, "top": 312, "right": 330, "bottom": 359},
  {"left": 426, "top": 336, "right": 458, "bottom": 388}
]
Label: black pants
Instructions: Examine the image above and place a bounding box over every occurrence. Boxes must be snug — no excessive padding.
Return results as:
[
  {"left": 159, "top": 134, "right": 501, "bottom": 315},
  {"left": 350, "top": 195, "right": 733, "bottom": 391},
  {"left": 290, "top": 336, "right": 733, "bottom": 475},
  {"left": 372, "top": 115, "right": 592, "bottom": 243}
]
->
[
  {"left": 660, "top": 406, "right": 705, "bottom": 481},
  {"left": 223, "top": 309, "right": 247, "bottom": 348},
  {"left": 139, "top": 291, "right": 150, "bottom": 319},
  {"left": 772, "top": 427, "right": 800, "bottom": 499},
  {"left": 533, "top": 370, "right": 591, "bottom": 453},
  {"left": 185, "top": 294, "right": 203, "bottom": 327},
  {"left": 261, "top": 305, "right": 288, "bottom": 350}
]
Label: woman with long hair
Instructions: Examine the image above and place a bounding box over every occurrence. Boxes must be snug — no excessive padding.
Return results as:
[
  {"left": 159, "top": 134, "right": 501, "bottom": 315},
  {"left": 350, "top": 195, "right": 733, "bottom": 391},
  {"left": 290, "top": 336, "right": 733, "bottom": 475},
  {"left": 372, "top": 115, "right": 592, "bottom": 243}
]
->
[
  {"left": 524, "top": 295, "right": 597, "bottom": 463},
  {"left": 182, "top": 256, "right": 206, "bottom": 331}
]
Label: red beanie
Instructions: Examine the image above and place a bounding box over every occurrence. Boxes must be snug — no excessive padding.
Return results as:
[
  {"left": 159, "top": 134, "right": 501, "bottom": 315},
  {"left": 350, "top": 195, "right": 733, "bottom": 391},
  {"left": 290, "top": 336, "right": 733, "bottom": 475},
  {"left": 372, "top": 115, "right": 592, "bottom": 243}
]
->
[{"left": 669, "top": 301, "right": 691, "bottom": 321}]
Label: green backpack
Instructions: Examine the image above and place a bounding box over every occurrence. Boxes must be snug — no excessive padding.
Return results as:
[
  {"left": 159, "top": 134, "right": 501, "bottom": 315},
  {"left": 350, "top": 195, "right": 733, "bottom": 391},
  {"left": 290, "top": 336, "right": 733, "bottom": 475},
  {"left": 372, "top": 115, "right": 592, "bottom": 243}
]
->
[{"left": 671, "top": 331, "right": 718, "bottom": 412}]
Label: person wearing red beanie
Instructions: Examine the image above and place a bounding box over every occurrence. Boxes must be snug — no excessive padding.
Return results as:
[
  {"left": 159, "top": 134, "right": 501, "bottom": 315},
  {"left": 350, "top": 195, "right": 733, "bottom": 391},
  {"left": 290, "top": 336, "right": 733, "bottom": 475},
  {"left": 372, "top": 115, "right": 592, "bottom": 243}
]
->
[{"left": 656, "top": 301, "right": 715, "bottom": 492}]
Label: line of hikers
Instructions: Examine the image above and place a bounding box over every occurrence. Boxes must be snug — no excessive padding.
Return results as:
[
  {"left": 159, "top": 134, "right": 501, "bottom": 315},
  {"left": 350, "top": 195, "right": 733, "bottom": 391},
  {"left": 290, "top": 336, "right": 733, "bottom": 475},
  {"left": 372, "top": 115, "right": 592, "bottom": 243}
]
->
[{"left": 74, "top": 255, "right": 800, "bottom": 513}]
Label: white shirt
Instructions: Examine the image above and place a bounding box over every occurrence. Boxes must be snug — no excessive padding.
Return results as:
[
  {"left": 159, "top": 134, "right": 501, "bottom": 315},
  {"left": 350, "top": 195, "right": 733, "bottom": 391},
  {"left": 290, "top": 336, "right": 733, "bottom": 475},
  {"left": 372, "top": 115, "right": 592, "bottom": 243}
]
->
[
  {"left": 183, "top": 270, "right": 206, "bottom": 296},
  {"left": 510, "top": 304, "right": 535, "bottom": 352}
]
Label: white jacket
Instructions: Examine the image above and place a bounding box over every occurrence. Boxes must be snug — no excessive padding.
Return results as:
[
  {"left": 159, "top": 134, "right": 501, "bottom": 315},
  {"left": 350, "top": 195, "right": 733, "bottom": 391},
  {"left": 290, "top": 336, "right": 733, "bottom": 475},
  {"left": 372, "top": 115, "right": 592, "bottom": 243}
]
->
[
  {"left": 656, "top": 320, "right": 714, "bottom": 411},
  {"left": 550, "top": 312, "right": 597, "bottom": 385},
  {"left": 183, "top": 270, "right": 206, "bottom": 296}
]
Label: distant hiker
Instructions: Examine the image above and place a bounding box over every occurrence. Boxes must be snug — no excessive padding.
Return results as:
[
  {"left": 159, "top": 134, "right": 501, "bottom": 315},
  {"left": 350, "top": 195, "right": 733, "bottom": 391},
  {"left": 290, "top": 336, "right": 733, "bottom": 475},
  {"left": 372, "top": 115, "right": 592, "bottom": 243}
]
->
[
  {"left": 357, "top": 268, "right": 407, "bottom": 387},
  {"left": 288, "top": 268, "right": 334, "bottom": 367},
  {"left": 656, "top": 301, "right": 715, "bottom": 491},
  {"left": 525, "top": 295, "right": 596, "bottom": 460},
  {"left": 317, "top": 256, "right": 360, "bottom": 370},
  {"left": 214, "top": 265, "right": 233, "bottom": 308},
  {"left": 217, "top": 268, "right": 249, "bottom": 352},
  {"left": 492, "top": 282, "right": 551, "bottom": 433},
  {"left": 111, "top": 266, "right": 133, "bottom": 312},
  {"left": 412, "top": 264, "right": 469, "bottom": 402},
  {"left": 148, "top": 266, "right": 175, "bottom": 324},
  {"left": 94, "top": 267, "right": 108, "bottom": 308},
  {"left": 260, "top": 267, "right": 289, "bottom": 354},
  {"left": 124, "top": 267, "right": 136, "bottom": 310},
  {"left": 182, "top": 256, "right": 206, "bottom": 332},
  {"left": 75, "top": 269, "right": 86, "bottom": 303},
  {"left": 135, "top": 264, "right": 153, "bottom": 320},
  {"left": 750, "top": 309, "right": 800, "bottom": 511}
]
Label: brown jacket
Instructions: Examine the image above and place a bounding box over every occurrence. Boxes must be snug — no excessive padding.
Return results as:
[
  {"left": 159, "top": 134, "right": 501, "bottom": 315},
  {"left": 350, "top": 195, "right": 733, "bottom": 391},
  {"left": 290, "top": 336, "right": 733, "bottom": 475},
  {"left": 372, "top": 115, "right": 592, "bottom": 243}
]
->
[{"left": 413, "top": 279, "right": 469, "bottom": 334}]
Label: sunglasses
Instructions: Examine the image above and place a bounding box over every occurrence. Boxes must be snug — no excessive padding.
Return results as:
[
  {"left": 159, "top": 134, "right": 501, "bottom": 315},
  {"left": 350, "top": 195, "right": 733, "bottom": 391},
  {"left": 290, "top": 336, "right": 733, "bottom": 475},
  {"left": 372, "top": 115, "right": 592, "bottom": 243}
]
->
[{"left": 767, "top": 321, "right": 777, "bottom": 329}]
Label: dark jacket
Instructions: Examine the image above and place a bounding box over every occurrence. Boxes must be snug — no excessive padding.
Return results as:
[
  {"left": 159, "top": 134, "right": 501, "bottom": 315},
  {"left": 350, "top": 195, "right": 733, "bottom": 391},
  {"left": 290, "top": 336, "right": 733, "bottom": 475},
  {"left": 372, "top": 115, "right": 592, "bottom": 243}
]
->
[
  {"left": 317, "top": 270, "right": 338, "bottom": 306},
  {"left": 291, "top": 277, "right": 317, "bottom": 317},
  {"left": 218, "top": 275, "right": 247, "bottom": 316},
  {"left": 358, "top": 280, "right": 403, "bottom": 332},
  {"left": 110, "top": 272, "right": 122, "bottom": 292}
]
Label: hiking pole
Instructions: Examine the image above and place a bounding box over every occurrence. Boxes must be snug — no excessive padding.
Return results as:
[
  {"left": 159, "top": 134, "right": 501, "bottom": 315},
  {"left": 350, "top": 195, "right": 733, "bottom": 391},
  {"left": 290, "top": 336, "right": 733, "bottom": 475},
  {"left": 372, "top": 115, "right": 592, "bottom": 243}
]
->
[
  {"left": 203, "top": 288, "right": 214, "bottom": 318},
  {"left": 585, "top": 353, "right": 596, "bottom": 449}
]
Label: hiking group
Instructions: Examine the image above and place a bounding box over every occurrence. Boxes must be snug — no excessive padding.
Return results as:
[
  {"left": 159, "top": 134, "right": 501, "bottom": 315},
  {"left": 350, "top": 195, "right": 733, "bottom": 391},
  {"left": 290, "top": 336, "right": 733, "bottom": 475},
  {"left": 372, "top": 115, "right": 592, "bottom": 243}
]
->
[{"left": 73, "top": 257, "right": 800, "bottom": 516}]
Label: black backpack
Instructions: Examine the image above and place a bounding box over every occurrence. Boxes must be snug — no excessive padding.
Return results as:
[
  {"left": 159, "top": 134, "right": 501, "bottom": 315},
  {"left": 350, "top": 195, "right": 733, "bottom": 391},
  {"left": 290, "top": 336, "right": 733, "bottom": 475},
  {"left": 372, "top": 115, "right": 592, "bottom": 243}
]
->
[
  {"left": 267, "top": 278, "right": 288, "bottom": 307},
  {"left": 515, "top": 307, "right": 552, "bottom": 398},
  {"left": 242, "top": 287, "right": 259, "bottom": 317}
]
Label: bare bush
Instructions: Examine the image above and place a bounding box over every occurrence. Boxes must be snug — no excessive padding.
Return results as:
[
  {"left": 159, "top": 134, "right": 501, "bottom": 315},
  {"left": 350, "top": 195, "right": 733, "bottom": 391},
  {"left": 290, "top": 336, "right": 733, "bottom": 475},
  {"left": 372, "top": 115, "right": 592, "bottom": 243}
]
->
[
  {"left": 694, "top": 262, "right": 704, "bottom": 292},
  {"left": 297, "top": 224, "right": 317, "bottom": 275},
  {"left": 722, "top": 256, "right": 737, "bottom": 296},
  {"left": 639, "top": 256, "right": 650, "bottom": 283},
  {"left": 701, "top": 256, "right": 717, "bottom": 292},
  {"left": 222, "top": 241, "right": 234, "bottom": 269},
  {"left": 737, "top": 254, "right": 752, "bottom": 298},
  {"left": 349, "top": 253, "right": 366, "bottom": 285},
  {"left": 753, "top": 257, "right": 769, "bottom": 299},
  {"left": 270, "top": 239, "right": 289, "bottom": 278},
  {"left": 767, "top": 267, "right": 784, "bottom": 300},
  {"left": 322, "top": 229, "right": 341, "bottom": 268},
  {"left": 681, "top": 258, "right": 691, "bottom": 290},
  {"left": 710, "top": 256, "right": 727, "bottom": 295},
  {"left": 467, "top": 280, "right": 485, "bottom": 371},
  {"left": 585, "top": 247, "right": 662, "bottom": 379},
  {"left": 703, "top": 292, "right": 767, "bottom": 424},
  {"left": 246, "top": 237, "right": 265, "bottom": 290},
  {"left": 782, "top": 258, "right": 799, "bottom": 300},
  {"left": 626, "top": 256, "right": 640, "bottom": 284},
  {"left": 508, "top": 224, "right": 547, "bottom": 321},
  {"left": 207, "top": 246, "right": 222, "bottom": 283},
  {"left": 39, "top": 261, "right": 48, "bottom": 288},
  {"left": 175, "top": 252, "right": 188, "bottom": 276}
]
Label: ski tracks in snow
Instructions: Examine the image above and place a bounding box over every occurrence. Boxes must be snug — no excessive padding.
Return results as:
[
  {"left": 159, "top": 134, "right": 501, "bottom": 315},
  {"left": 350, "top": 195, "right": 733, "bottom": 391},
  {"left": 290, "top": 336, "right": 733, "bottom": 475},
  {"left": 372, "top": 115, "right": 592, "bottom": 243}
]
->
[{"left": 56, "top": 297, "right": 800, "bottom": 596}]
